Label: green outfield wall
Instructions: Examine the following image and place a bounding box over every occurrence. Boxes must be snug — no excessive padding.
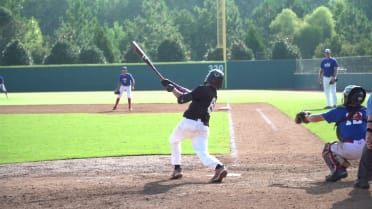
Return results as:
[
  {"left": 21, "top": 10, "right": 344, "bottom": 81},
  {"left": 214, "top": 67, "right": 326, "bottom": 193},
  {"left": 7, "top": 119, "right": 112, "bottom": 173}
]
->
[
  {"left": 226, "top": 60, "right": 296, "bottom": 89},
  {"left": 0, "top": 63, "right": 223, "bottom": 92},
  {"left": 0, "top": 61, "right": 371, "bottom": 92}
]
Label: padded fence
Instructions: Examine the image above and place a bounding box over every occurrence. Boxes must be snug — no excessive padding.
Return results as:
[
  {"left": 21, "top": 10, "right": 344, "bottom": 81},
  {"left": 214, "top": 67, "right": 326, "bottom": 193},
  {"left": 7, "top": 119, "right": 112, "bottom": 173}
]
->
[{"left": 0, "top": 58, "right": 371, "bottom": 92}]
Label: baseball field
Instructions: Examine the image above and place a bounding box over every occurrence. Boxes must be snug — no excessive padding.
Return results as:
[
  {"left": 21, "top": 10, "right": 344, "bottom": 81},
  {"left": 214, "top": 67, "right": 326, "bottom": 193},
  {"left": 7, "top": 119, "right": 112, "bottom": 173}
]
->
[{"left": 0, "top": 90, "right": 370, "bottom": 209}]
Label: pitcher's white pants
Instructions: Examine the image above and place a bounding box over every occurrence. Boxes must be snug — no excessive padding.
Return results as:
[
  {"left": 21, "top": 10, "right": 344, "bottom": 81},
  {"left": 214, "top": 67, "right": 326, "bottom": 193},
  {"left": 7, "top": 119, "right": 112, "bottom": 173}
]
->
[
  {"left": 322, "top": 76, "right": 337, "bottom": 107},
  {"left": 117, "top": 85, "right": 132, "bottom": 99},
  {"left": 169, "top": 118, "right": 222, "bottom": 169},
  {"left": 0, "top": 83, "right": 6, "bottom": 92}
]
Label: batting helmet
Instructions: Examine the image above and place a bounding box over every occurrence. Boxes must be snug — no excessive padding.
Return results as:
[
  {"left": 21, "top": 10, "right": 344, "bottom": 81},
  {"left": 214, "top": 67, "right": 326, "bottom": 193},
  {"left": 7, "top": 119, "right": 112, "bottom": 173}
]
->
[
  {"left": 342, "top": 85, "right": 366, "bottom": 107},
  {"left": 204, "top": 69, "right": 224, "bottom": 89}
]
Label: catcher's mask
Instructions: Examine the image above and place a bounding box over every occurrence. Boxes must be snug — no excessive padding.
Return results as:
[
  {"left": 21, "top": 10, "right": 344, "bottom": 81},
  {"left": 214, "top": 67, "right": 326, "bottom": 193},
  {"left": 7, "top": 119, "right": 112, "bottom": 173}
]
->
[
  {"left": 342, "top": 85, "right": 366, "bottom": 107},
  {"left": 204, "top": 69, "right": 224, "bottom": 89}
]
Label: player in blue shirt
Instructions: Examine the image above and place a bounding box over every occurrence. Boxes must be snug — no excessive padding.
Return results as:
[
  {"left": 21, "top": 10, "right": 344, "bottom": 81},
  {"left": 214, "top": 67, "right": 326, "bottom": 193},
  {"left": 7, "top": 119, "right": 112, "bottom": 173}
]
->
[
  {"left": 319, "top": 49, "right": 338, "bottom": 109},
  {"left": 0, "top": 75, "right": 8, "bottom": 98},
  {"left": 354, "top": 91, "right": 372, "bottom": 189},
  {"left": 298, "top": 85, "right": 367, "bottom": 182},
  {"left": 112, "top": 66, "right": 135, "bottom": 111}
]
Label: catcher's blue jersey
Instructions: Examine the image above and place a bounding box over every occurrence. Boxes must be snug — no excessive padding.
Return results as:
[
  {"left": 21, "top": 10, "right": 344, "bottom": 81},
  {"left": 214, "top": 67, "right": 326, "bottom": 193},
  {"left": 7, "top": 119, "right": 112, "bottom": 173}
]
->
[{"left": 322, "top": 106, "right": 367, "bottom": 141}]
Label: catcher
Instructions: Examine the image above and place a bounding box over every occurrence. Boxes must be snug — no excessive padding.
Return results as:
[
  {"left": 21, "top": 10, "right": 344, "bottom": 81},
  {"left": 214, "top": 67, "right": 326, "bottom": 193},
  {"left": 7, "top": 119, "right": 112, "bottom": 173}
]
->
[{"left": 295, "top": 85, "right": 368, "bottom": 182}]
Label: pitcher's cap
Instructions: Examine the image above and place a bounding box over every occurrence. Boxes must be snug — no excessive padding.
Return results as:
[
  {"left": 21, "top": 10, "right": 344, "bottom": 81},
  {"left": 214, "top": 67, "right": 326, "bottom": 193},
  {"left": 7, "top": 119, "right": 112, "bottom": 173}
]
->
[
  {"left": 324, "top": 49, "right": 331, "bottom": 54},
  {"left": 122, "top": 66, "right": 128, "bottom": 70}
]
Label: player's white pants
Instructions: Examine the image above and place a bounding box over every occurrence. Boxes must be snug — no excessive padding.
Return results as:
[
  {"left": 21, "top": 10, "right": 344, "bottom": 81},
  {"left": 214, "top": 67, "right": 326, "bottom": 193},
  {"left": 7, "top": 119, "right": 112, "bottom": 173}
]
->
[
  {"left": 331, "top": 139, "right": 365, "bottom": 160},
  {"left": 169, "top": 118, "right": 222, "bottom": 169},
  {"left": 322, "top": 76, "right": 337, "bottom": 107},
  {"left": 0, "top": 84, "right": 6, "bottom": 92},
  {"left": 117, "top": 85, "right": 132, "bottom": 99}
]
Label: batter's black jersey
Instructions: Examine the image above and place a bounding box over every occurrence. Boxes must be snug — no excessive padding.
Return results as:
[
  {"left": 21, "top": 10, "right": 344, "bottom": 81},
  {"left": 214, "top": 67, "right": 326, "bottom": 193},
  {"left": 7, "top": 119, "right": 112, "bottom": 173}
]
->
[{"left": 183, "top": 85, "right": 217, "bottom": 126}]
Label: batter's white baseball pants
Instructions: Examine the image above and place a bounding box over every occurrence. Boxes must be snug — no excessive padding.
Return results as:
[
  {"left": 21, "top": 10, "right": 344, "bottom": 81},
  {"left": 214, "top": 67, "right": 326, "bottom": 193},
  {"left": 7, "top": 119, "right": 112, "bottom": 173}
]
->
[{"left": 169, "top": 118, "right": 222, "bottom": 169}]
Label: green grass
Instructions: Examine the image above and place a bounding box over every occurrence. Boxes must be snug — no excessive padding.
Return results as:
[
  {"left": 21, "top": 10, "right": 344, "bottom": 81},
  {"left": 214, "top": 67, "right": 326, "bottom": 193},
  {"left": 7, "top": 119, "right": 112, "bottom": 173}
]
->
[
  {"left": 0, "top": 91, "right": 176, "bottom": 105},
  {"left": 0, "top": 112, "right": 229, "bottom": 164},
  {"left": 1, "top": 90, "right": 358, "bottom": 164}
]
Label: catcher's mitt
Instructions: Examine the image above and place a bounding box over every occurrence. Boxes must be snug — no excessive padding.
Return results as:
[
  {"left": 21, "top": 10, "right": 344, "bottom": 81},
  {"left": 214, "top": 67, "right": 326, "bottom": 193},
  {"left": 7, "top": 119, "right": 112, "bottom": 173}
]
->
[
  {"left": 295, "top": 111, "right": 311, "bottom": 124},
  {"left": 114, "top": 89, "right": 120, "bottom": 95}
]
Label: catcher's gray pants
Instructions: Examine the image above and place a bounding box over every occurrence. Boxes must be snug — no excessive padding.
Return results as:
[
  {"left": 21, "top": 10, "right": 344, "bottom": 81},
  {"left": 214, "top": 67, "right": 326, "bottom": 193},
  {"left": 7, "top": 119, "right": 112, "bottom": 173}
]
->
[{"left": 357, "top": 145, "right": 372, "bottom": 181}]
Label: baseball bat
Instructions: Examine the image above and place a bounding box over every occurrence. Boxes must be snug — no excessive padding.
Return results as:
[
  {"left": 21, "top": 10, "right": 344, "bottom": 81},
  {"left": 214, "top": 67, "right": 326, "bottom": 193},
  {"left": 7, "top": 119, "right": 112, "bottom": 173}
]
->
[
  {"left": 131, "top": 41, "right": 165, "bottom": 80},
  {"left": 131, "top": 41, "right": 190, "bottom": 93}
]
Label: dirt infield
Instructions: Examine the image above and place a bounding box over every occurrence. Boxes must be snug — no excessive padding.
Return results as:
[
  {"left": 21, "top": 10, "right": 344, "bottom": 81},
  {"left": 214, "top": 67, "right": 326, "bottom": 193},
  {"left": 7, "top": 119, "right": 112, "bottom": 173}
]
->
[{"left": 0, "top": 103, "right": 371, "bottom": 209}]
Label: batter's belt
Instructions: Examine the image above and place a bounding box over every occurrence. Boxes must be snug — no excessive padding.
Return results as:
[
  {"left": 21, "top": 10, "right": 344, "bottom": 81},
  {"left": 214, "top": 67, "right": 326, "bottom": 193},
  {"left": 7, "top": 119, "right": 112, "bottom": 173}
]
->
[{"left": 185, "top": 117, "right": 208, "bottom": 126}]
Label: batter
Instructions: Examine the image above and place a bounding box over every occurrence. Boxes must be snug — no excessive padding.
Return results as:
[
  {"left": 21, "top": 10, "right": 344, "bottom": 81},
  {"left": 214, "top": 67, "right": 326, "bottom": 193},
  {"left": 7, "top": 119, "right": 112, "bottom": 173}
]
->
[{"left": 161, "top": 69, "right": 228, "bottom": 183}]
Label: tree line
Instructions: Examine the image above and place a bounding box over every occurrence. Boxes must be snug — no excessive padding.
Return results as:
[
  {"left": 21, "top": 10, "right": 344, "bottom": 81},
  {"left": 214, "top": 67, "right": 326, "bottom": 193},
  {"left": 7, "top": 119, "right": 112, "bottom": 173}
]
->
[{"left": 0, "top": 0, "right": 371, "bottom": 65}]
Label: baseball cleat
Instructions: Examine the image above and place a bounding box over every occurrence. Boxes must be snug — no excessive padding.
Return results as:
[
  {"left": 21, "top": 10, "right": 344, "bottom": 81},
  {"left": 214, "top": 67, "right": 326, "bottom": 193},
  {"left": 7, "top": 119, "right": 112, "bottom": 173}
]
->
[
  {"left": 325, "top": 168, "right": 348, "bottom": 182},
  {"left": 112, "top": 106, "right": 117, "bottom": 110},
  {"left": 209, "top": 166, "right": 227, "bottom": 183},
  {"left": 170, "top": 168, "right": 183, "bottom": 180}
]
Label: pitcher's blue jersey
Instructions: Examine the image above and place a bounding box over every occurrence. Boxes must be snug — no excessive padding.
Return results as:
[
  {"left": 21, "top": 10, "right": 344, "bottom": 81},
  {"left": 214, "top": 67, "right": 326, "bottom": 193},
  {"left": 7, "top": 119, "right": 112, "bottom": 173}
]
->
[
  {"left": 320, "top": 58, "right": 338, "bottom": 77},
  {"left": 119, "top": 73, "right": 134, "bottom": 86}
]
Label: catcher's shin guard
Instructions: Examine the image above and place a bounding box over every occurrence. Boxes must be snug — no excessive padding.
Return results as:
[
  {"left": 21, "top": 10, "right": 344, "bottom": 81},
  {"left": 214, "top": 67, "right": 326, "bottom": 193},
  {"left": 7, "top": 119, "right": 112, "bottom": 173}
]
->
[{"left": 322, "top": 142, "right": 342, "bottom": 173}]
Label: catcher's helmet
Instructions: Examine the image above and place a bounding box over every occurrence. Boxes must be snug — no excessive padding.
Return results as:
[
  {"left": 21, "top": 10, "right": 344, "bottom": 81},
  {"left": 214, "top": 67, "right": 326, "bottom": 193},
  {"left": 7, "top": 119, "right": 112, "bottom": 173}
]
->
[
  {"left": 204, "top": 69, "right": 224, "bottom": 89},
  {"left": 342, "top": 85, "right": 366, "bottom": 107}
]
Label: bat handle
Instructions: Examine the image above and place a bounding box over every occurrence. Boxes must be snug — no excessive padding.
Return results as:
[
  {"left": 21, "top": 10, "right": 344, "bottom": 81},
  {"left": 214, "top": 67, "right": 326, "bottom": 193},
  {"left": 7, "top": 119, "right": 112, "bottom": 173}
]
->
[{"left": 174, "top": 85, "right": 191, "bottom": 93}]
